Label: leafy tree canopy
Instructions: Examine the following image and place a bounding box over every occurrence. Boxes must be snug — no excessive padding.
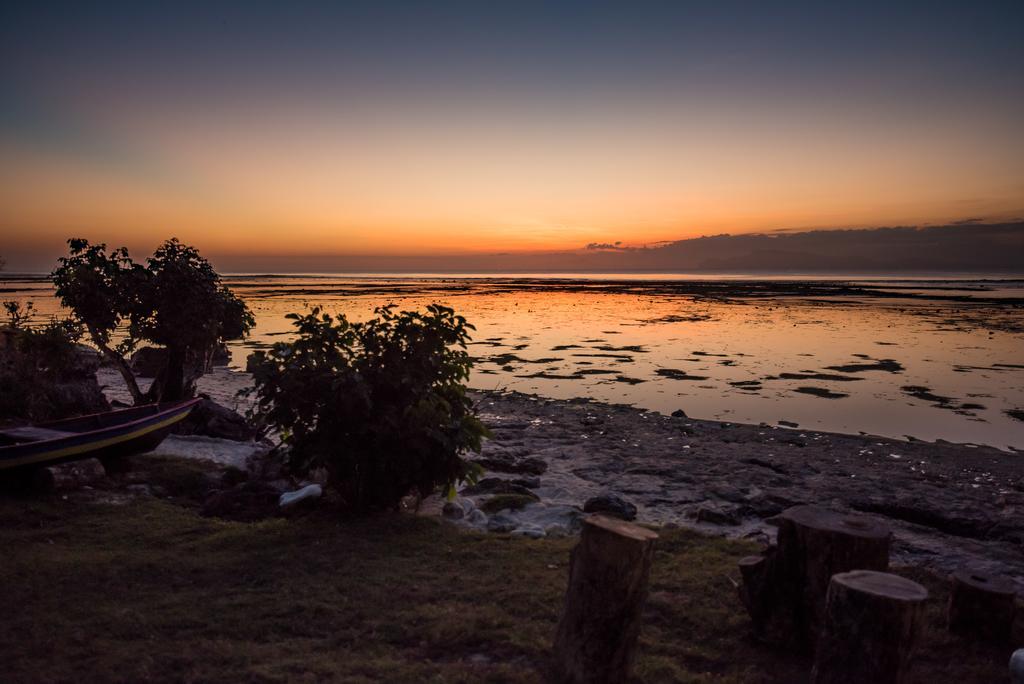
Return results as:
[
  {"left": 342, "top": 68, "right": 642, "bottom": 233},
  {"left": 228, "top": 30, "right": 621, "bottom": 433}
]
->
[{"left": 52, "top": 238, "right": 253, "bottom": 403}]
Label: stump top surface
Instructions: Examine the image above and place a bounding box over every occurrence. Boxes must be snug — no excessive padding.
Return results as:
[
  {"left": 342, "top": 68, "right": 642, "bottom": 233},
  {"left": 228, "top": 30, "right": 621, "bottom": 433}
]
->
[
  {"left": 951, "top": 570, "right": 1017, "bottom": 596},
  {"left": 832, "top": 570, "right": 928, "bottom": 602},
  {"left": 583, "top": 514, "right": 659, "bottom": 542},
  {"left": 780, "top": 505, "right": 890, "bottom": 539}
]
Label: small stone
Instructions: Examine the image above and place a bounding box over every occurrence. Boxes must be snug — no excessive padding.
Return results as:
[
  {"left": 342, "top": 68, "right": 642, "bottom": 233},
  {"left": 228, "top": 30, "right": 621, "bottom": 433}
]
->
[
  {"left": 442, "top": 501, "right": 465, "bottom": 520},
  {"left": 583, "top": 493, "right": 638, "bottom": 521},
  {"left": 671, "top": 409, "right": 688, "bottom": 418},
  {"left": 511, "top": 525, "right": 545, "bottom": 539},
  {"left": 466, "top": 509, "right": 487, "bottom": 525},
  {"left": 278, "top": 483, "right": 322, "bottom": 509}
]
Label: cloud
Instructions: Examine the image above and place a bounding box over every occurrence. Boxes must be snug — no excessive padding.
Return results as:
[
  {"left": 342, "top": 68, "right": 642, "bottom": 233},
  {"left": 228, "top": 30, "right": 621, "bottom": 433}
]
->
[{"left": 585, "top": 241, "right": 626, "bottom": 251}]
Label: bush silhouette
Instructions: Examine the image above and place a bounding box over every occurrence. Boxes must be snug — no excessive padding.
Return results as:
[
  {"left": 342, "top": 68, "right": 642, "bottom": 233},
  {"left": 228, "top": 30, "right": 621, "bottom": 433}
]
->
[{"left": 246, "top": 304, "right": 488, "bottom": 513}]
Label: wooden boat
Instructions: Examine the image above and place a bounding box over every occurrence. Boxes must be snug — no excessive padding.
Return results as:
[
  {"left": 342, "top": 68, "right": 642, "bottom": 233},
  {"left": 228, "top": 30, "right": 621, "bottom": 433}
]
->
[{"left": 0, "top": 398, "right": 200, "bottom": 472}]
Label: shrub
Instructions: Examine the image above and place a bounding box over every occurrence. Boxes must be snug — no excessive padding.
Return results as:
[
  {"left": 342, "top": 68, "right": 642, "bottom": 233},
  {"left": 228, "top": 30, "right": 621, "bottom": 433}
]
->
[
  {"left": 246, "top": 304, "right": 489, "bottom": 513},
  {"left": 0, "top": 318, "right": 108, "bottom": 422}
]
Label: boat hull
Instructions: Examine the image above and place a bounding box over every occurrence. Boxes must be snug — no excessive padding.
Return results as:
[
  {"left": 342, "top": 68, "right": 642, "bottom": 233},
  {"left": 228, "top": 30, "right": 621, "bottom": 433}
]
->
[{"left": 0, "top": 399, "right": 201, "bottom": 472}]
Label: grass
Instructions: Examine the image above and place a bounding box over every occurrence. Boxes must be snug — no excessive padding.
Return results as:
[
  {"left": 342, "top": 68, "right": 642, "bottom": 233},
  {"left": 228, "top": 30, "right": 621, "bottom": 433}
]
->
[{"left": 0, "top": 458, "right": 1013, "bottom": 683}]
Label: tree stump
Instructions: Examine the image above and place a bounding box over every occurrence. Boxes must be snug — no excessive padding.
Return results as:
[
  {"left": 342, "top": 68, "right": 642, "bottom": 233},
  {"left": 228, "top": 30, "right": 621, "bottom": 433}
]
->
[
  {"left": 812, "top": 570, "right": 927, "bottom": 684},
  {"left": 739, "top": 505, "right": 891, "bottom": 649},
  {"left": 552, "top": 514, "right": 658, "bottom": 684},
  {"left": 948, "top": 570, "right": 1017, "bottom": 644}
]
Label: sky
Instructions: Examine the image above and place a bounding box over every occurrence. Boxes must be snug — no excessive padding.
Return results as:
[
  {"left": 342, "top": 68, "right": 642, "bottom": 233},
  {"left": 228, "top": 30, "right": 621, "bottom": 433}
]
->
[{"left": 2, "top": 1, "right": 1023, "bottom": 271}]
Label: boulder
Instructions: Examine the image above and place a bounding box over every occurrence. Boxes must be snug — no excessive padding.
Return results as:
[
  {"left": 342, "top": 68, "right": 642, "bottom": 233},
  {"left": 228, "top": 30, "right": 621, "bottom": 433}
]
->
[
  {"left": 487, "top": 513, "right": 518, "bottom": 533},
  {"left": 473, "top": 455, "right": 548, "bottom": 475},
  {"left": 173, "top": 398, "right": 256, "bottom": 441},
  {"left": 583, "top": 493, "right": 638, "bottom": 521},
  {"left": 130, "top": 347, "right": 167, "bottom": 378},
  {"left": 1011, "top": 649, "right": 1024, "bottom": 684},
  {"left": 693, "top": 504, "right": 741, "bottom": 526},
  {"left": 34, "top": 458, "right": 107, "bottom": 491}
]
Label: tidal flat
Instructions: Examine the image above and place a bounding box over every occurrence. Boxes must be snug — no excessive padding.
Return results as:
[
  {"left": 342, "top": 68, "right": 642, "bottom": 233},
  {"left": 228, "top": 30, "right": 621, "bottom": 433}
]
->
[{"left": 9, "top": 274, "right": 1022, "bottom": 449}]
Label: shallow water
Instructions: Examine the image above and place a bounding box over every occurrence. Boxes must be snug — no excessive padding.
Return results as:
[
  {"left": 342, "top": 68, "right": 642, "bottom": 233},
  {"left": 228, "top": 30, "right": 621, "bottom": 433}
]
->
[{"left": 4, "top": 274, "right": 1024, "bottom": 450}]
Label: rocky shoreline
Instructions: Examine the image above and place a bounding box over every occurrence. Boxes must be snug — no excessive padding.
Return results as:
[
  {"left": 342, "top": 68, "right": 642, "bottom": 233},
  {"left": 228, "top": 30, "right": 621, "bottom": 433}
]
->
[
  {"left": 93, "top": 366, "right": 1024, "bottom": 590},
  {"left": 456, "top": 389, "right": 1024, "bottom": 590}
]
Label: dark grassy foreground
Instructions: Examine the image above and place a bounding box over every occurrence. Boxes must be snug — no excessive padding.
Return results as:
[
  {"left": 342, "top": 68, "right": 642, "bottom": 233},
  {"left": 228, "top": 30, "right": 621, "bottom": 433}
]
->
[{"left": 0, "top": 461, "right": 1012, "bottom": 683}]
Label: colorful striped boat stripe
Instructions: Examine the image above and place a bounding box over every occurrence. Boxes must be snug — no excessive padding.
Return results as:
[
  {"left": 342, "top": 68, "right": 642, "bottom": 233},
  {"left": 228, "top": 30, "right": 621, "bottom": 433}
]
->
[{"left": 0, "top": 410, "right": 190, "bottom": 470}]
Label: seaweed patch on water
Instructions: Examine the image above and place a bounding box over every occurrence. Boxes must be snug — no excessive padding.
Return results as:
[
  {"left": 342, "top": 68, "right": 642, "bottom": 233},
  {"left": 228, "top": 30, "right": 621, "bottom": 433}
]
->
[
  {"left": 551, "top": 344, "right": 583, "bottom": 350},
  {"left": 825, "top": 358, "right": 904, "bottom": 373},
  {"left": 636, "top": 313, "right": 713, "bottom": 324},
  {"left": 902, "top": 386, "right": 987, "bottom": 416},
  {"left": 611, "top": 375, "right": 646, "bottom": 384},
  {"left": 592, "top": 344, "right": 647, "bottom": 353},
  {"left": 1006, "top": 409, "right": 1024, "bottom": 422},
  {"left": 778, "top": 372, "right": 863, "bottom": 382},
  {"left": 515, "top": 372, "right": 581, "bottom": 380},
  {"left": 485, "top": 353, "right": 563, "bottom": 365},
  {"left": 692, "top": 351, "right": 729, "bottom": 357},
  {"left": 794, "top": 386, "right": 849, "bottom": 399},
  {"left": 572, "top": 353, "right": 634, "bottom": 361},
  {"left": 655, "top": 368, "right": 709, "bottom": 381}
]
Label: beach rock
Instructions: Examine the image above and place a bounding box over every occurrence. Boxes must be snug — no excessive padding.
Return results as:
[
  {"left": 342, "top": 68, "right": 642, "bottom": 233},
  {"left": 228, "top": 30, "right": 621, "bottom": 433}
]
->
[
  {"left": 1011, "top": 649, "right": 1024, "bottom": 684},
  {"left": 442, "top": 501, "right": 466, "bottom": 520},
  {"left": 487, "top": 513, "right": 518, "bottom": 533},
  {"left": 511, "top": 525, "right": 545, "bottom": 539},
  {"left": 173, "top": 398, "right": 256, "bottom": 441},
  {"left": 130, "top": 347, "right": 167, "bottom": 377},
  {"left": 34, "top": 458, "right": 107, "bottom": 491},
  {"left": 693, "top": 504, "right": 742, "bottom": 526},
  {"left": 583, "top": 493, "right": 638, "bottom": 521},
  {"left": 480, "top": 492, "right": 539, "bottom": 514},
  {"left": 279, "top": 483, "right": 322, "bottom": 510},
  {"left": 132, "top": 344, "right": 229, "bottom": 376},
  {"left": 461, "top": 477, "right": 537, "bottom": 497},
  {"left": 466, "top": 509, "right": 488, "bottom": 526},
  {"left": 850, "top": 498, "right": 997, "bottom": 540},
  {"left": 200, "top": 481, "right": 281, "bottom": 521},
  {"left": 671, "top": 409, "right": 688, "bottom": 418},
  {"left": 473, "top": 455, "right": 548, "bottom": 475}
]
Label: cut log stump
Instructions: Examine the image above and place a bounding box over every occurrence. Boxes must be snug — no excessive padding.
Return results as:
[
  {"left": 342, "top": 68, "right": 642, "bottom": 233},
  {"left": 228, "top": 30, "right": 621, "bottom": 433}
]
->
[
  {"left": 552, "top": 514, "right": 658, "bottom": 684},
  {"left": 812, "top": 570, "right": 928, "bottom": 684},
  {"left": 739, "top": 505, "right": 891, "bottom": 650},
  {"left": 948, "top": 570, "right": 1017, "bottom": 644}
]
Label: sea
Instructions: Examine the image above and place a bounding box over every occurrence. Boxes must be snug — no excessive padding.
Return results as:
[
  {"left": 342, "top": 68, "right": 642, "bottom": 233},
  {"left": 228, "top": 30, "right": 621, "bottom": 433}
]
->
[{"left": 2, "top": 273, "right": 1023, "bottom": 451}]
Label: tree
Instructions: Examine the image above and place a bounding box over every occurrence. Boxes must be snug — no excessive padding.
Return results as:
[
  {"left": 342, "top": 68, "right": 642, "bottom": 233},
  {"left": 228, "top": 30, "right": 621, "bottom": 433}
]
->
[
  {"left": 52, "top": 238, "right": 253, "bottom": 404},
  {"left": 246, "top": 304, "right": 489, "bottom": 513}
]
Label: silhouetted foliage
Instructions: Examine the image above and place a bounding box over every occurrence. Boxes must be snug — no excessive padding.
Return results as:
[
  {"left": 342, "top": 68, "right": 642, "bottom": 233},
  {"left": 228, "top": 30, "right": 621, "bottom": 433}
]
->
[
  {"left": 246, "top": 304, "right": 488, "bottom": 513},
  {"left": 3, "top": 301, "right": 34, "bottom": 328},
  {"left": 52, "top": 238, "right": 253, "bottom": 403},
  {"left": 0, "top": 318, "right": 107, "bottom": 422}
]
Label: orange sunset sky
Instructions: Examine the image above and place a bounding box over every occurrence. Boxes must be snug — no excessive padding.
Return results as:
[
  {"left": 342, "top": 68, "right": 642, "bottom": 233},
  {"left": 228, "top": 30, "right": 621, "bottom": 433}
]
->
[{"left": 2, "top": 2, "right": 1023, "bottom": 271}]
